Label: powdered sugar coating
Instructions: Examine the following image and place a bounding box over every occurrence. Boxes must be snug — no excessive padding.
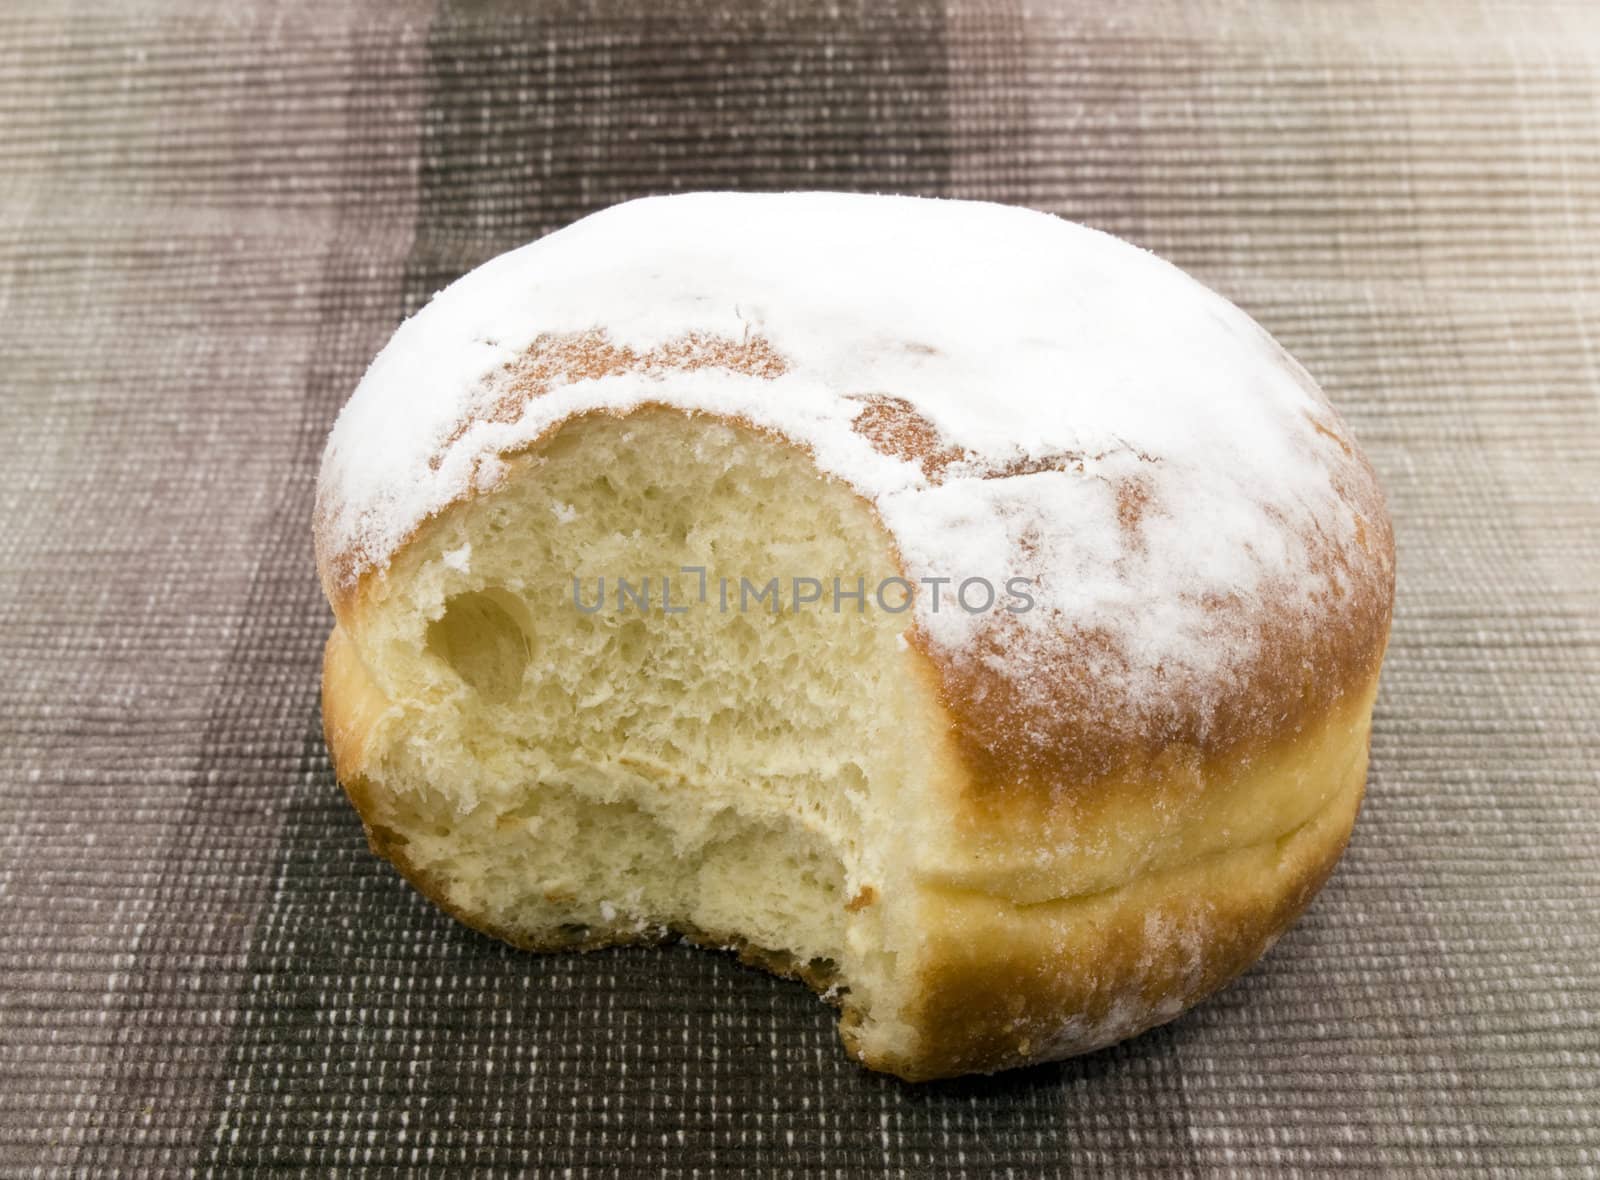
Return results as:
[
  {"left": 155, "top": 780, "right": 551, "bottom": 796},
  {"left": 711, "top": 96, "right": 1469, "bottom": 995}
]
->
[{"left": 317, "top": 193, "right": 1390, "bottom": 772}]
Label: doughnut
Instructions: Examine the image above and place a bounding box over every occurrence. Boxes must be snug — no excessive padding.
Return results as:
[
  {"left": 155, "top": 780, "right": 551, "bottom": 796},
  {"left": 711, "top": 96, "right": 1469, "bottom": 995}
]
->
[{"left": 314, "top": 193, "right": 1394, "bottom": 1080}]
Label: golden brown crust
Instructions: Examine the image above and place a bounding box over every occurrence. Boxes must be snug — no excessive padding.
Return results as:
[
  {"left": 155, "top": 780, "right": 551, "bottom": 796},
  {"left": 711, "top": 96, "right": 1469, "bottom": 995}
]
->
[
  {"left": 320, "top": 627, "right": 386, "bottom": 783},
  {"left": 914, "top": 642, "right": 1386, "bottom": 903},
  {"left": 924, "top": 407, "right": 1394, "bottom": 793},
  {"left": 870, "top": 720, "right": 1368, "bottom": 1080}
]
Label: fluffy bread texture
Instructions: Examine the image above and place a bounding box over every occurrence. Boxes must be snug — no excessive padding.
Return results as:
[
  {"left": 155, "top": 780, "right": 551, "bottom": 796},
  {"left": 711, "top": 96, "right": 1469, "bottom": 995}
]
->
[{"left": 315, "top": 194, "right": 1395, "bottom": 1080}]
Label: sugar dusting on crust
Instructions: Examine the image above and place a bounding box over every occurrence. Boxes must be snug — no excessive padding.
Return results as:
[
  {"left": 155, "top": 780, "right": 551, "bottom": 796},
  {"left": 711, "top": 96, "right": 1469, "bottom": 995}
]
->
[
  {"left": 434, "top": 328, "right": 788, "bottom": 462},
  {"left": 316, "top": 193, "right": 1393, "bottom": 779}
]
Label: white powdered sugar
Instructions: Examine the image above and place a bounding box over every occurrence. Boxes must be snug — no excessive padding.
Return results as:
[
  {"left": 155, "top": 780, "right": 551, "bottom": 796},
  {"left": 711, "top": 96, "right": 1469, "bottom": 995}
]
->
[{"left": 318, "top": 193, "right": 1364, "bottom": 727}]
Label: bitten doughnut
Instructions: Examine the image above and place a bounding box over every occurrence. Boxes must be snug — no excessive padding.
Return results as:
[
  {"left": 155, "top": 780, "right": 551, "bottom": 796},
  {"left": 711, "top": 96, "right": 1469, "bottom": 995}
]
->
[{"left": 314, "top": 193, "right": 1394, "bottom": 1081}]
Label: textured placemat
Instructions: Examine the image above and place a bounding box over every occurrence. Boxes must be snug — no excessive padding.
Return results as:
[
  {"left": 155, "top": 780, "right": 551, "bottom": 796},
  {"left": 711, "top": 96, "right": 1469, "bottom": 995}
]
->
[{"left": 2, "top": 1, "right": 1598, "bottom": 1174}]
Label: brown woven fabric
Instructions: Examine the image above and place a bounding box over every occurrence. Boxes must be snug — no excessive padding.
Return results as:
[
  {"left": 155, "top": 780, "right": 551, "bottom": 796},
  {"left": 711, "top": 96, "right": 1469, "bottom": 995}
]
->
[{"left": 2, "top": 0, "right": 1597, "bottom": 1173}]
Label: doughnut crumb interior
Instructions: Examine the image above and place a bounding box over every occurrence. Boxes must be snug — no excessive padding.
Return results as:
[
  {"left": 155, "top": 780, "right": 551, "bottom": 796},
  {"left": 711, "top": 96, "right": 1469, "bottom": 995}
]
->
[{"left": 317, "top": 193, "right": 1395, "bottom": 1080}]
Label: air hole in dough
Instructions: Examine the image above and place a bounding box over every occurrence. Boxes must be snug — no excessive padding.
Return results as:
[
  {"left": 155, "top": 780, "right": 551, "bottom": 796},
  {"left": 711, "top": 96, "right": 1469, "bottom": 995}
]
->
[{"left": 426, "top": 589, "right": 533, "bottom": 701}]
